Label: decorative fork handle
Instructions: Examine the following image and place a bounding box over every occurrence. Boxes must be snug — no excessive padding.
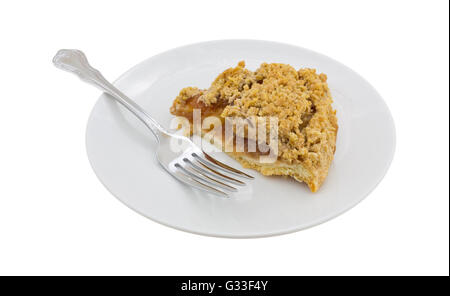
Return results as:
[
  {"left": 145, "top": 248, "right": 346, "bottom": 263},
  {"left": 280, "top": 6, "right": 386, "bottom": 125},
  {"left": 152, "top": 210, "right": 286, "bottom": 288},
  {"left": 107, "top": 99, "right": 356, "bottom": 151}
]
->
[{"left": 53, "top": 49, "right": 166, "bottom": 140}]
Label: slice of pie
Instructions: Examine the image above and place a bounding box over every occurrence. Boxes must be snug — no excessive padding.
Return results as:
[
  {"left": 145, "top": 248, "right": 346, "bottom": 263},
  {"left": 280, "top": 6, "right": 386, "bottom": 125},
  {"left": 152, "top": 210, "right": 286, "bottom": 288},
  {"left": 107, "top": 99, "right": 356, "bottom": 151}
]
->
[{"left": 170, "top": 61, "right": 338, "bottom": 192}]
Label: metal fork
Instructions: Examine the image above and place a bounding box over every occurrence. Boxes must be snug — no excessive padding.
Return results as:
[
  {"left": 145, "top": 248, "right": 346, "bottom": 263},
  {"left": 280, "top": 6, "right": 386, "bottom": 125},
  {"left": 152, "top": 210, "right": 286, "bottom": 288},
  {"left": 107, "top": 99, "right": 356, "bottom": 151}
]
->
[{"left": 53, "top": 49, "right": 253, "bottom": 197}]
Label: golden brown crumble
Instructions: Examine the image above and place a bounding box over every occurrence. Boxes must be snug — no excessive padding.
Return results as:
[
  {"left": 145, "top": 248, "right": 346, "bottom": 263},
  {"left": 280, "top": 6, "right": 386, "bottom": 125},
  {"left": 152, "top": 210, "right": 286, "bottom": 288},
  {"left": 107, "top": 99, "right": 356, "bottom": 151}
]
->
[{"left": 170, "top": 61, "right": 338, "bottom": 192}]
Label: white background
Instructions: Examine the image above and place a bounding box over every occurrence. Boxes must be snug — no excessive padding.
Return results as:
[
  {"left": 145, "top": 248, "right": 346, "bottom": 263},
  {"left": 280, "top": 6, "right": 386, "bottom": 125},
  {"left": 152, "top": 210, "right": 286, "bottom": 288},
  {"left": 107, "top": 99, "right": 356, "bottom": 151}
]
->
[{"left": 0, "top": 0, "right": 448, "bottom": 276}]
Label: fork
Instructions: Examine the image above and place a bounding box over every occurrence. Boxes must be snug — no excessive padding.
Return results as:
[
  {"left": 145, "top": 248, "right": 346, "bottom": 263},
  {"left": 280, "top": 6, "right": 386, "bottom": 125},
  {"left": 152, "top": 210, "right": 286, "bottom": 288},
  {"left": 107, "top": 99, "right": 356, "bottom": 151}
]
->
[{"left": 53, "top": 49, "right": 253, "bottom": 197}]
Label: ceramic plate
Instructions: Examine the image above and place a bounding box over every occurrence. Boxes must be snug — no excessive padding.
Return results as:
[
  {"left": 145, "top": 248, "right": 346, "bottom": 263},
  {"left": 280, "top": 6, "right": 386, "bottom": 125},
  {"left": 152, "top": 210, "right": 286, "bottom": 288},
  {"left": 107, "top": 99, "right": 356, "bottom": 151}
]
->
[{"left": 86, "top": 40, "right": 395, "bottom": 238}]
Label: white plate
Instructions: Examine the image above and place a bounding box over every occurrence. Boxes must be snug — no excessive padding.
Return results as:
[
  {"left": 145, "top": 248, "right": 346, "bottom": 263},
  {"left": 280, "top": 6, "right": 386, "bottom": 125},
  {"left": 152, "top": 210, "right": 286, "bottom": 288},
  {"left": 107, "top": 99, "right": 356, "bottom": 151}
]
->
[{"left": 86, "top": 40, "right": 396, "bottom": 238}]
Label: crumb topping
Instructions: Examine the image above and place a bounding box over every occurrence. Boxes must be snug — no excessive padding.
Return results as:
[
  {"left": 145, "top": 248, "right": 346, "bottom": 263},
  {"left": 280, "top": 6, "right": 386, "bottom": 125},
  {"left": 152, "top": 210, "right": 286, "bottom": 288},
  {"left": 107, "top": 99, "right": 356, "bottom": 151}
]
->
[{"left": 170, "top": 61, "right": 338, "bottom": 190}]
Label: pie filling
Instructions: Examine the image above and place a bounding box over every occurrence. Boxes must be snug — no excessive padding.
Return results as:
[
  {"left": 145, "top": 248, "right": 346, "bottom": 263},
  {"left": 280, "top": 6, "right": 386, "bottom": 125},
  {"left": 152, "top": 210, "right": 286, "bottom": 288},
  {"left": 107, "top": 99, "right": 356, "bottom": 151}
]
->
[{"left": 170, "top": 61, "right": 338, "bottom": 192}]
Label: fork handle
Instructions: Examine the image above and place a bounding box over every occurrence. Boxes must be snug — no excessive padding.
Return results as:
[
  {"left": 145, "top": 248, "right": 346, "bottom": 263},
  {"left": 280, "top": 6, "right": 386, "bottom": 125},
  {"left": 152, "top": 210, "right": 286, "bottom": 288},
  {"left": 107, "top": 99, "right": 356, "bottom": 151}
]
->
[{"left": 53, "top": 49, "right": 166, "bottom": 140}]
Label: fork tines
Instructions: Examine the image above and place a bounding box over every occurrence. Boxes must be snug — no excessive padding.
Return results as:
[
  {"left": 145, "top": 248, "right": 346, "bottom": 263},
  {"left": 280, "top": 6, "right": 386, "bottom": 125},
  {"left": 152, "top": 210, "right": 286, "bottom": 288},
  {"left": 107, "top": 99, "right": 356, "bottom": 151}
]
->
[{"left": 172, "top": 151, "right": 254, "bottom": 197}]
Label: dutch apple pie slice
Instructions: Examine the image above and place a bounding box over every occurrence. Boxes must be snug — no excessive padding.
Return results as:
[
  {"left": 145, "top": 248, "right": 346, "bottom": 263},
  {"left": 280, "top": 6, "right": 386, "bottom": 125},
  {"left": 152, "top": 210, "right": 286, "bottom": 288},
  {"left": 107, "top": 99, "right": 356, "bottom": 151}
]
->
[{"left": 170, "top": 61, "right": 338, "bottom": 192}]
